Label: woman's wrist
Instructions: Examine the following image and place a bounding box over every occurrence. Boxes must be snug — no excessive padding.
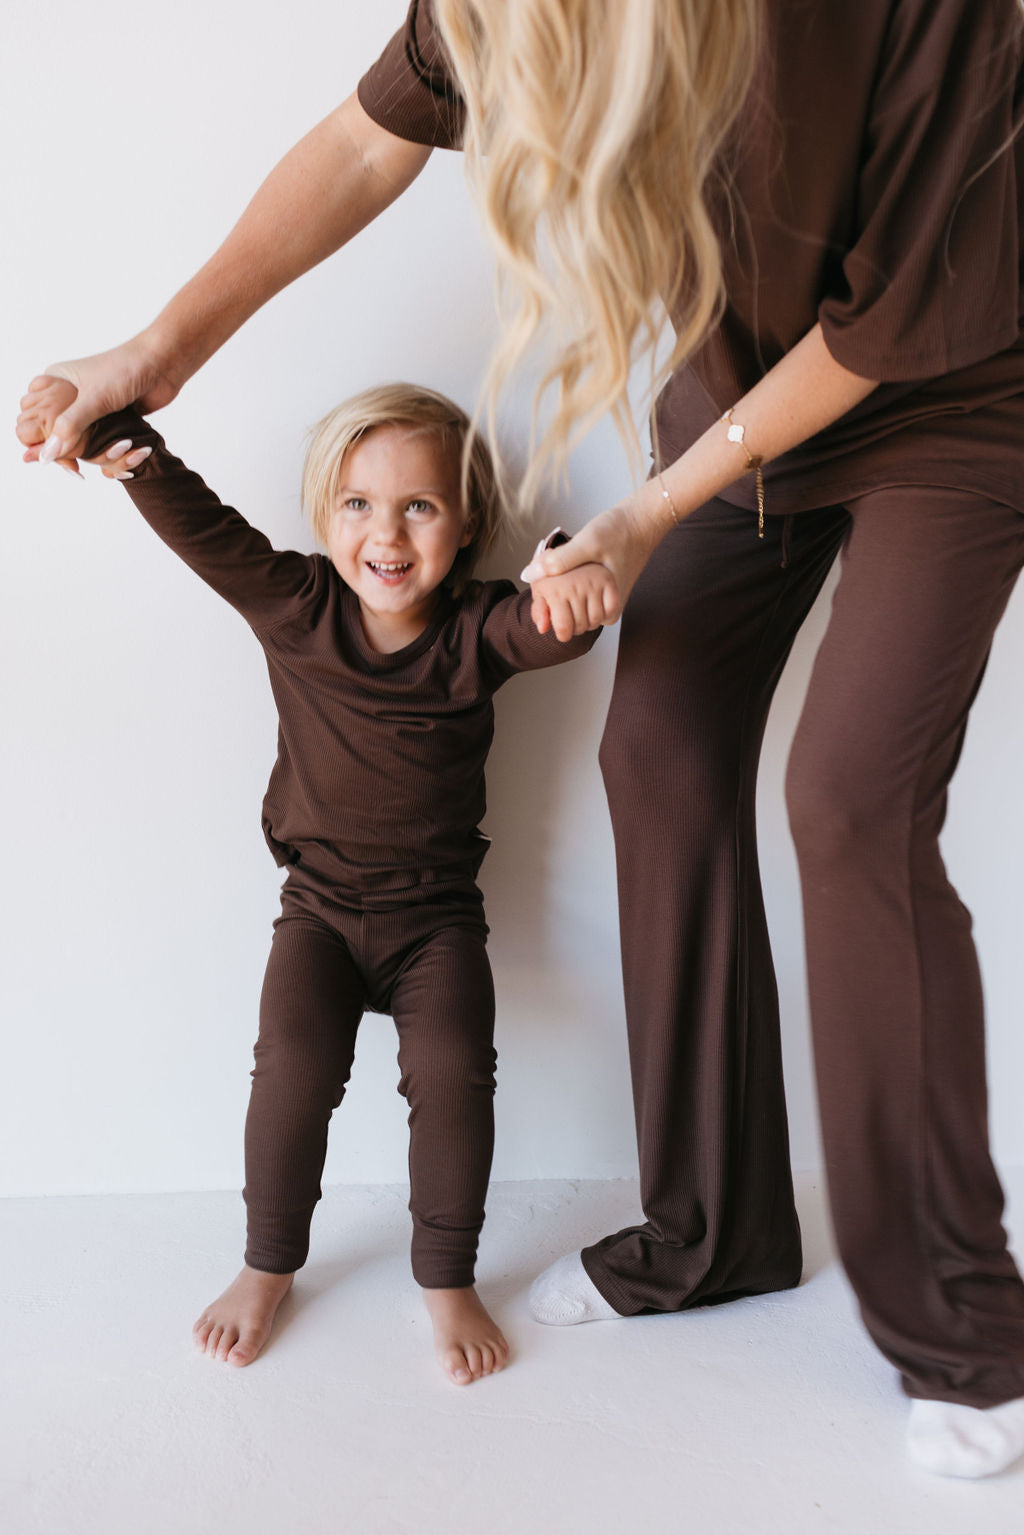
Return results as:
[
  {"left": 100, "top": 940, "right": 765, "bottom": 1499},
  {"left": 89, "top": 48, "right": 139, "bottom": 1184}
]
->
[
  {"left": 626, "top": 478, "right": 683, "bottom": 547},
  {"left": 138, "top": 313, "right": 205, "bottom": 391}
]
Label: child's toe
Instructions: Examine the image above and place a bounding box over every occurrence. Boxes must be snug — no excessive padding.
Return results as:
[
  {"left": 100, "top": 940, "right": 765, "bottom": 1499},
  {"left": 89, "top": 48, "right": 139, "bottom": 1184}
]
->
[
  {"left": 192, "top": 1315, "right": 214, "bottom": 1348},
  {"left": 227, "top": 1334, "right": 258, "bottom": 1367},
  {"left": 463, "top": 1343, "right": 484, "bottom": 1380},
  {"left": 216, "top": 1326, "right": 240, "bottom": 1362},
  {"left": 444, "top": 1346, "right": 472, "bottom": 1384}
]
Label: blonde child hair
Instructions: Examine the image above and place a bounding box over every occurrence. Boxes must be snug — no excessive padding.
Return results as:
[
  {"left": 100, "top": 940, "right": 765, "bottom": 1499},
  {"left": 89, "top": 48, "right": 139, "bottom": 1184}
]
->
[{"left": 302, "top": 382, "right": 504, "bottom": 595}]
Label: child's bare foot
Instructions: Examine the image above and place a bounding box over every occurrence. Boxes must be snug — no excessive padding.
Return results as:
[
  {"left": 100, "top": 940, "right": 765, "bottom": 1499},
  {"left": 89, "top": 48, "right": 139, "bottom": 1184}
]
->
[
  {"left": 193, "top": 1266, "right": 294, "bottom": 1367},
  {"left": 421, "top": 1285, "right": 510, "bottom": 1385}
]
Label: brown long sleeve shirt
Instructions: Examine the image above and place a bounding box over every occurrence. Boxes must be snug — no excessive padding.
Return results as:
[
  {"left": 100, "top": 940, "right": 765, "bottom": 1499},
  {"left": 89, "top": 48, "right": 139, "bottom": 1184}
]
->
[{"left": 86, "top": 409, "right": 599, "bottom": 902}]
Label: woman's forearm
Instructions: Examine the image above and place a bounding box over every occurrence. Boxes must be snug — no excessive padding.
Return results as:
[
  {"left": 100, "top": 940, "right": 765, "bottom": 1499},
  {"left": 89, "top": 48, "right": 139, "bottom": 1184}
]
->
[
  {"left": 143, "top": 91, "right": 432, "bottom": 381},
  {"left": 524, "top": 324, "right": 878, "bottom": 625},
  {"left": 641, "top": 323, "right": 878, "bottom": 536},
  {"left": 19, "top": 92, "right": 434, "bottom": 461}
]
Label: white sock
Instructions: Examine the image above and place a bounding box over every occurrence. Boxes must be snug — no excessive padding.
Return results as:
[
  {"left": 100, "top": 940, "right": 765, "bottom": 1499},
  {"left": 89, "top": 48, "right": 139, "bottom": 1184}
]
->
[
  {"left": 528, "top": 1252, "right": 621, "bottom": 1325},
  {"left": 907, "top": 1396, "right": 1024, "bottom": 1479}
]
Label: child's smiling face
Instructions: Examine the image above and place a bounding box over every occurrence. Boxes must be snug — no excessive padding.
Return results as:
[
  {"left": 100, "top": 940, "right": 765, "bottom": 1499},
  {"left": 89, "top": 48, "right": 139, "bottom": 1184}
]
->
[{"left": 327, "top": 424, "right": 474, "bottom": 652}]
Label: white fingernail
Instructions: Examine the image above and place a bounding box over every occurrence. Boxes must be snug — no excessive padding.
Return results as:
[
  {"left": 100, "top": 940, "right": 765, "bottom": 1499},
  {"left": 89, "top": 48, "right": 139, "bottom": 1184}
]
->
[
  {"left": 105, "top": 439, "right": 133, "bottom": 459},
  {"left": 114, "top": 471, "right": 134, "bottom": 481},
  {"left": 39, "top": 435, "right": 63, "bottom": 465},
  {"left": 124, "top": 446, "right": 152, "bottom": 468},
  {"left": 520, "top": 563, "right": 542, "bottom": 582},
  {"left": 58, "top": 461, "right": 84, "bottom": 481}
]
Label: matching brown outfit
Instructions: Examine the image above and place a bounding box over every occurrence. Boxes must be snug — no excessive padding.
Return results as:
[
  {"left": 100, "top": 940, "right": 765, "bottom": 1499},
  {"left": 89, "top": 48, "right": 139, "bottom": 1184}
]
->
[
  {"left": 85, "top": 407, "right": 597, "bottom": 1287},
  {"left": 358, "top": 0, "right": 1024, "bottom": 1405}
]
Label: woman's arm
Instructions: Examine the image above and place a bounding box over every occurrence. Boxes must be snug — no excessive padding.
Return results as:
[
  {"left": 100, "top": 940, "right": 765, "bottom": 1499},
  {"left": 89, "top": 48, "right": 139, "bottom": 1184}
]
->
[
  {"left": 524, "top": 324, "right": 878, "bottom": 634},
  {"left": 17, "top": 92, "right": 432, "bottom": 468}
]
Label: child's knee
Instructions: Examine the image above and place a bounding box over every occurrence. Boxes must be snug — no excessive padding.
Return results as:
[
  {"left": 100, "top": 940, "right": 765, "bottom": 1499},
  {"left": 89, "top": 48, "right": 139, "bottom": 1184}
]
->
[{"left": 397, "top": 1040, "right": 497, "bottom": 1109}]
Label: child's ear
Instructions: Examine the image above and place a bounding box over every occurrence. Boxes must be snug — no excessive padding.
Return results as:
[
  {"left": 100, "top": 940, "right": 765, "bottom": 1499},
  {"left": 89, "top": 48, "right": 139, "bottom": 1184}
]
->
[{"left": 459, "top": 515, "right": 476, "bottom": 549}]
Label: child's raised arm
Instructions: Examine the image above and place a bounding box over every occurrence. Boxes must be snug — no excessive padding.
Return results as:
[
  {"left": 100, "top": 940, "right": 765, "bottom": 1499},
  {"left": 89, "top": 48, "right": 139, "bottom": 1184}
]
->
[{"left": 82, "top": 407, "right": 321, "bottom": 634}]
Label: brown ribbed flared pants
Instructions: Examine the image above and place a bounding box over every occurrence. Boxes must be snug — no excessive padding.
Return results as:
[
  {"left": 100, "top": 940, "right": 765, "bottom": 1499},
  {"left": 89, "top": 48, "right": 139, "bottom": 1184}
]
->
[
  {"left": 243, "top": 866, "right": 496, "bottom": 1288},
  {"left": 586, "top": 485, "right": 1024, "bottom": 1408}
]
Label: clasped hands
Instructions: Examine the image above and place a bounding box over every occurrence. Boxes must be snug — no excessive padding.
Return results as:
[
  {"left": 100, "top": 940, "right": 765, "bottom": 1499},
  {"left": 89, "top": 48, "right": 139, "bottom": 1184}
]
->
[{"left": 524, "top": 500, "right": 663, "bottom": 640}]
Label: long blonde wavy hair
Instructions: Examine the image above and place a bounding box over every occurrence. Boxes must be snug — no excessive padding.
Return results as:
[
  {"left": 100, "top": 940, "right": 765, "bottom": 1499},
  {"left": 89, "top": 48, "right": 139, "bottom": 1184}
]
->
[{"left": 433, "top": 0, "right": 761, "bottom": 499}]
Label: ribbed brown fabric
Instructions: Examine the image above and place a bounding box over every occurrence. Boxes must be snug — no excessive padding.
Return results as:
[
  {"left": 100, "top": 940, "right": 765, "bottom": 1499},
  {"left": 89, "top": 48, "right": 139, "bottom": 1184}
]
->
[
  {"left": 786, "top": 487, "right": 1024, "bottom": 1408},
  {"left": 246, "top": 865, "right": 495, "bottom": 1287},
  {"left": 358, "top": 0, "right": 1024, "bottom": 518},
  {"left": 587, "top": 490, "right": 1024, "bottom": 1410},
  {"left": 83, "top": 408, "right": 597, "bottom": 1285},
  {"left": 582, "top": 500, "right": 840, "bottom": 1318}
]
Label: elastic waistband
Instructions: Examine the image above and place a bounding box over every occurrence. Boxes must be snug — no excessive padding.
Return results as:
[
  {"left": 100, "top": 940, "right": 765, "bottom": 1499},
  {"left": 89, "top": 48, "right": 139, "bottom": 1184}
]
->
[
  {"left": 272, "top": 834, "right": 483, "bottom": 893},
  {"left": 281, "top": 854, "right": 484, "bottom": 915}
]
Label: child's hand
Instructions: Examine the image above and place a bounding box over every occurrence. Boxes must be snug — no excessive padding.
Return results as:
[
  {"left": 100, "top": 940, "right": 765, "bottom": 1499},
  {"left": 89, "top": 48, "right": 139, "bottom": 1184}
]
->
[
  {"left": 17, "top": 339, "right": 180, "bottom": 475},
  {"left": 530, "top": 562, "right": 618, "bottom": 641},
  {"left": 17, "top": 376, "right": 152, "bottom": 481},
  {"left": 17, "top": 375, "right": 88, "bottom": 477}
]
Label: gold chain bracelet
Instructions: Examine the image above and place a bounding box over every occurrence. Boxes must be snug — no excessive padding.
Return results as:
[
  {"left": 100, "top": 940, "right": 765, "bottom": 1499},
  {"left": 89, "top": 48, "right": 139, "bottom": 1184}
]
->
[
  {"left": 658, "top": 473, "right": 681, "bottom": 526},
  {"left": 722, "top": 408, "right": 766, "bottom": 537}
]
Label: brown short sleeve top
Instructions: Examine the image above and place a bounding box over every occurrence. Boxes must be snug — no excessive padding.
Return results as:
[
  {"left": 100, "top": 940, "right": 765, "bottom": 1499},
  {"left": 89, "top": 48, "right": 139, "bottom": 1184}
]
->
[
  {"left": 359, "top": 0, "right": 1024, "bottom": 516},
  {"left": 357, "top": 0, "right": 465, "bottom": 149}
]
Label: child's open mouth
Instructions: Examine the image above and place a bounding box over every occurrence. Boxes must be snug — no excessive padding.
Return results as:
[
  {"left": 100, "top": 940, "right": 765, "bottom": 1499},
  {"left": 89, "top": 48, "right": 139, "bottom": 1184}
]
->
[{"left": 367, "top": 561, "right": 412, "bottom": 584}]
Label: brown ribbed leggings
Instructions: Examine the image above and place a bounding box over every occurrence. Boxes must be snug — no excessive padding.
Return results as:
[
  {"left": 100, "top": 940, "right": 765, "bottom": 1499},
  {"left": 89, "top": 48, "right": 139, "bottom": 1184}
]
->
[
  {"left": 243, "top": 867, "right": 496, "bottom": 1288},
  {"left": 588, "top": 485, "right": 1024, "bottom": 1408}
]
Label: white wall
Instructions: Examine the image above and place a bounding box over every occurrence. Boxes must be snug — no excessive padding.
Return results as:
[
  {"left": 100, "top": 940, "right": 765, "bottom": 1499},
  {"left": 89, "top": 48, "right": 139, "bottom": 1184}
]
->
[{"left": 3, "top": 0, "right": 1023, "bottom": 1200}]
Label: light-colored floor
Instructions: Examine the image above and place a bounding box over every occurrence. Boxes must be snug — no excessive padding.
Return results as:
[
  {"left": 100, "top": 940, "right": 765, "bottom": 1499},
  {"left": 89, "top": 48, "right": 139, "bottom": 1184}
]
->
[{"left": 2, "top": 1171, "right": 1022, "bottom": 1535}]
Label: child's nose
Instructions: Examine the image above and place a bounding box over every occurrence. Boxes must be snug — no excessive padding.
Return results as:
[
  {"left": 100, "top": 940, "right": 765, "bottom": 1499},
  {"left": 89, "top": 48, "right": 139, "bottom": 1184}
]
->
[{"left": 374, "top": 508, "right": 407, "bottom": 542}]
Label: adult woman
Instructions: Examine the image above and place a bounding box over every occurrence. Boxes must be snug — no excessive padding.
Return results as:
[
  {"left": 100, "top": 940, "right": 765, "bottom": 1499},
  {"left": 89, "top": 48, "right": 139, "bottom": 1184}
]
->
[{"left": 18, "top": 0, "right": 1024, "bottom": 1478}]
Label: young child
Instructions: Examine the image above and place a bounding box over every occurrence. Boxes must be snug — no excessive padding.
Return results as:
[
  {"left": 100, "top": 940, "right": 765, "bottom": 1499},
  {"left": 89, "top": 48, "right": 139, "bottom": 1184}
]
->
[{"left": 33, "top": 378, "right": 610, "bottom": 1384}]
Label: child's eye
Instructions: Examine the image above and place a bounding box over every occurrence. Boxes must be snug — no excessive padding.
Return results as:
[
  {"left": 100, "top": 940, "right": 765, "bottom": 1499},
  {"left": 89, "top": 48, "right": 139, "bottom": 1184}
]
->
[
  {"left": 406, "top": 500, "right": 436, "bottom": 518},
  {"left": 343, "top": 497, "right": 370, "bottom": 513}
]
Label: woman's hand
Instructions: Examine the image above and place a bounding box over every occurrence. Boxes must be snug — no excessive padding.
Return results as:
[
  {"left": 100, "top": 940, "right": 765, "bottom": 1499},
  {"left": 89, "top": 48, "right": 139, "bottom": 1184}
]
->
[
  {"left": 524, "top": 498, "right": 671, "bottom": 633},
  {"left": 89, "top": 436, "right": 154, "bottom": 481},
  {"left": 16, "top": 336, "right": 181, "bottom": 475},
  {"left": 17, "top": 373, "right": 155, "bottom": 483}
]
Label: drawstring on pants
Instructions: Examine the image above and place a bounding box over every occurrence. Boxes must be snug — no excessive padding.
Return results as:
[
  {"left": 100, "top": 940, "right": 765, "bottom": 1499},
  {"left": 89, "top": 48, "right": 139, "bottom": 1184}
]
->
[
  {"left": 761, "top": 511, "right": 793, "bottom": 569},
  {"left": 780, "top": 514, "right": 793, "bottom": 570}
]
